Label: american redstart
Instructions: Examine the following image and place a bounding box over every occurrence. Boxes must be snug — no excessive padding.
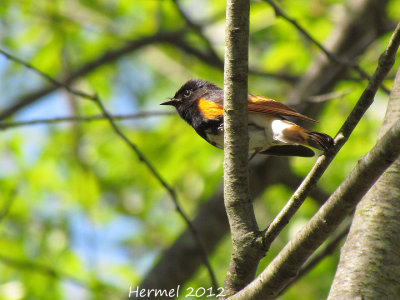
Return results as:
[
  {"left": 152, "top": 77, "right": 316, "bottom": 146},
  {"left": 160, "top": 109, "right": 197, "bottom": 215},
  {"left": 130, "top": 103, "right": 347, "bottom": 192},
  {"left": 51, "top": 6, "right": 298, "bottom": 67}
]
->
[{"left": 161, "top": 79, "right": 334, "bottom": 157}]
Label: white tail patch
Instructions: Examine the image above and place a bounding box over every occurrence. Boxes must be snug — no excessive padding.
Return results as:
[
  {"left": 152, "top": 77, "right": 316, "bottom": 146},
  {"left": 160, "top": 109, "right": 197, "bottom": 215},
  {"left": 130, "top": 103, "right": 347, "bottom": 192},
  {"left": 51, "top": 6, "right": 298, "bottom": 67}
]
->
[{"left": 271, "top": 120, "right": 298, "bottom": 144}]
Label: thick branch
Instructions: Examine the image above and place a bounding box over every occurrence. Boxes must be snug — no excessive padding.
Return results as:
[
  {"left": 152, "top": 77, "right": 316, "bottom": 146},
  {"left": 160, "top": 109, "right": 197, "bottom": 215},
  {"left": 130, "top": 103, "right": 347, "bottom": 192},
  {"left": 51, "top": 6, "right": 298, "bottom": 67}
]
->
[
  {"left": 135, "top": 158, "right": 329, "bottom": 299},
  {"left": 232, "top": 117, "right": 400, "bottom": 299},
  {"left": 328, "top": 67, "right": 400, "bottom": 299},
  {"left": 223, "top": 0, "right": 265, "bottom": 296},
  {"left": 134, "top": 0, "right": 390, "bottom": 293},
  {"left": 279, "top": 219, "right": 351, "bottom": 296},
  {"left": 259, "top": 21, "right": 400, "bottom": 252}
]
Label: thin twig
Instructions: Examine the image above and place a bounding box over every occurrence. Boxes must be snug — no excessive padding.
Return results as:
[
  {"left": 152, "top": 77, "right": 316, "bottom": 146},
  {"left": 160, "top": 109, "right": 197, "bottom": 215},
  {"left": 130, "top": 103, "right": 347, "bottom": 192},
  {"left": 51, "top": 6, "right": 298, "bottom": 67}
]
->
[
  {"left": 170, "top": 33, "right": 298, "bottom": 83},
  {"left": 92, "top": 95, "right": 219, "bottom": 290},
  {"left": 171, "top": 0, "right": 220, "bottom": 61},
  {"left": 0, "top": 30, "right": 186, "bottom": 121},
  {"left": 0, "top": 111, "right": 172, "bottom": 130},
  {"left": 0, "top": 49, "right": 97, "bottom": 101},
  {"left": 0, "top": 27, "right": 297, "bottom": 123},
  {"left": 259, "top": 22, "right": 400, "bottom": 252},
  {"left": 264, "top": 0, "right": 391, "bottom": 94},
  {"left": 171, "top": 0, "right": 298, "bottom": 83},
  {"left": 0, "top": 50, "right": 219, "bottom": 290},
  {"left": 307, "top": 89, "right": 353, "bottom": 103}
]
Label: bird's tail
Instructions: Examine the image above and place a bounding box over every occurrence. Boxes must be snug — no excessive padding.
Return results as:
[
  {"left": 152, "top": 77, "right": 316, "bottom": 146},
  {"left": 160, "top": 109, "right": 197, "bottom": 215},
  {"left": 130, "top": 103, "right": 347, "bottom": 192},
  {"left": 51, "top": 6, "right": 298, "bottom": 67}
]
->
[
  {"left": 280, "top": 122, "right": 334, "bottom": 151},
  {"left": 305, "top": 131, "right": 335, "bottom": 151}
]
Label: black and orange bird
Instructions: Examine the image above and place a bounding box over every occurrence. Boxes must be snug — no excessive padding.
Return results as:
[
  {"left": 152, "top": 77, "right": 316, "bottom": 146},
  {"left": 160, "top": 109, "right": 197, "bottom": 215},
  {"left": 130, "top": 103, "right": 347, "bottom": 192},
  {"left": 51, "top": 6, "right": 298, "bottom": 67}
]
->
[{"left": 161, "top": 79, "right": 334, "bottom": 157}]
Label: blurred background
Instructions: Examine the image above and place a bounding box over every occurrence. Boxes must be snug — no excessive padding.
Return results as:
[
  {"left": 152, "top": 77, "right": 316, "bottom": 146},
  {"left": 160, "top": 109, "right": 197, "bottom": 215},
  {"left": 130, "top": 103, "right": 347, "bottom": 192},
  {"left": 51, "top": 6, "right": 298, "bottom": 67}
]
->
[{"left": 0, "top": 0, "right": 399, "bottom": 299}]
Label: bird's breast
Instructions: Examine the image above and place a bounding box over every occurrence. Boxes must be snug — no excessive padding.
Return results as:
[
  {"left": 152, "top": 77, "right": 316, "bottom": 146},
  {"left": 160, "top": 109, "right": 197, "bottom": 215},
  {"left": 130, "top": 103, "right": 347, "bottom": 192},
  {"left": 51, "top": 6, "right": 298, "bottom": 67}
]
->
[
  {"left": 204, "top": 124, "right": 224, "bottom": 149},
  {"left": 202, "top": 114, "right": 279, "bottom": 152}
]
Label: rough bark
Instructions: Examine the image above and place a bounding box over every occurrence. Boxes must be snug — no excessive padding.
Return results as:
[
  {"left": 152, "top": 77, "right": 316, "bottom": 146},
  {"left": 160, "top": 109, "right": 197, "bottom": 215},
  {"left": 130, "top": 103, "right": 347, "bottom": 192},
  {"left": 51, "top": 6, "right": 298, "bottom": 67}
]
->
[
  {"left": 230, "top": 22, "right": 400, "bottom": 299},
  {"left": 328, "top": 68, "right": 400, "bottom": 299},
  {"left": 134, "top": 0, "right": 390, "bottom": 295},
  {"left": 223, "top": 0, "right": 265, "bottom": 296},
  {"left": 133, "top": 159, "right": 328, "bottom": 300},
  {"left": 232, "top": 117, "right": 400, "bottom": 300}
]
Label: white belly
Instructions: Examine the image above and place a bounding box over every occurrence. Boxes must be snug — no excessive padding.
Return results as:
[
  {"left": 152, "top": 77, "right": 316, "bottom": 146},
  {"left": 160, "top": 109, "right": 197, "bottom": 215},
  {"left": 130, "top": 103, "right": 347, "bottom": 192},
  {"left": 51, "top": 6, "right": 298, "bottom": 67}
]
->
[
  {"left": 205, "top": 114, "right": 292, "bottom": 153},
  {"left": 248, "top": 114, "right": 276, "bottom": 152}
]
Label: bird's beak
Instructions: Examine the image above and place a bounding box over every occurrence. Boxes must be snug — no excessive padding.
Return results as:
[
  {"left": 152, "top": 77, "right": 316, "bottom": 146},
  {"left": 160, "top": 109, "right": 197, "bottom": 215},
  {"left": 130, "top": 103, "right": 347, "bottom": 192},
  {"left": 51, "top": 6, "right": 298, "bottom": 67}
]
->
[{"left": 160, "top": 98, "right": 177, "bottom": 106}]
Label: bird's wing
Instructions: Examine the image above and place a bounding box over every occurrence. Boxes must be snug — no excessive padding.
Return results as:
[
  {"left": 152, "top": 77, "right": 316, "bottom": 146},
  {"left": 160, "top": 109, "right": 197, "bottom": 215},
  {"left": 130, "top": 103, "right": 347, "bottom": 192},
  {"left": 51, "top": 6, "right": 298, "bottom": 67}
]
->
[
  {"left": 247, "top": 94, "right": 317, "bottom": 122},
  {"left": 199, "top": 91, "right": 317, "bottom": 123}
]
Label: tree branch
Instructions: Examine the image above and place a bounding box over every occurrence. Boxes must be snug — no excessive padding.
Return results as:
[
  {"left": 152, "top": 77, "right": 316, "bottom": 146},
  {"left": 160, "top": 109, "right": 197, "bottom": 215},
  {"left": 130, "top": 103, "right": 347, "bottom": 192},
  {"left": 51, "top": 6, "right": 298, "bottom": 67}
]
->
[
  {"left": 223, "top": 0, "right": 264, "bottom": 296},
  {"left": 171, "top": 0, "right": 221, "bottom": 63},
  {"left": 93, "top": 96, "right": 217, "bottom": 291},
  {"left": 328, "top": 67, "right": 400, "bottom": 299},
  {"left": 170, "top": 34, "right": 298, "bottom": 83},
  {"left": 0, "top": 111, "right": 172, "bottom": 130},
  {"left": 0, "top": 30, "right": 185, "bottom": 120},
  {"left": 232, "top": 118, "right": 400, "bottom": 299},
  {"left": 133, "top": 0, "right": 390, "bottom": 293},
  {"left": 0, "top": 28, "right": 297, "bottom": 121},
  {"left": 134, "top": 157, "right": 330, "bottom": 299},
  {"left": 259, "top": 21, "right": 400, "bottom": 253},
  {"left": 278, "top": 219, "right": 351, "bottom": 296}
]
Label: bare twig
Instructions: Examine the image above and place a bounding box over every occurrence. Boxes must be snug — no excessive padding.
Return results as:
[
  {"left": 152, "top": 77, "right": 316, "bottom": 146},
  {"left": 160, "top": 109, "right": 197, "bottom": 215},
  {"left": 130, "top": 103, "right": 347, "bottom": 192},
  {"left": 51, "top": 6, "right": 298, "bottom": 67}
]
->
[
  {"left": 0, "top": 27, "right": 297, "bottom": 122},
  {"left": 0, "top": 49, "right": 218, "bottom": 290},
  {"left": 0, "top": 49, "right": 96, "bottom": 102},
  {"left": 259, "top": 22, "right": 400, "bottom": 252},
  {"left": 171, "top": 34, "right": 298, "bottom": 83},
  {"left": 92, "top": 95, "right": 218, "bottom": 290},
  {"left": 307, "top": 89, "right": 353, "bottom": 103},
  {"left": 171, "top": 0, "right": 298, "bottom": 83},
  {"left": 0, "top": 30, "right": 185, "bottom": 120},
  {"left": 171, "top": 0, "right": 220, "bottom": 62},
  {"left": 264, "top": 0, "right": 391, "bottom": 94},
  {"left": 0, "top": 111, "right": 172, "bottom": 130}
]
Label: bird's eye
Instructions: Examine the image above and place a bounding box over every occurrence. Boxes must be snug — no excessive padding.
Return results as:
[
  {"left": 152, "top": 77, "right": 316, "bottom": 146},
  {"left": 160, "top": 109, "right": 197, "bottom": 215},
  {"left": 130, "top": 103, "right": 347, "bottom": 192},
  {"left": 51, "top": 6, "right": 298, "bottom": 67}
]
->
[{"left": 183, "top": 89, "right": 192, "bottom": 97}]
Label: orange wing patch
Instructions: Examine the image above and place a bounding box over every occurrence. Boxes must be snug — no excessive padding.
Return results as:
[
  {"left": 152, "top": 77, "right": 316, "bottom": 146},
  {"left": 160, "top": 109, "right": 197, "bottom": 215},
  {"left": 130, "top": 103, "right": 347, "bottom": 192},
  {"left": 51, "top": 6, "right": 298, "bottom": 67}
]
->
[{"left": 198, "top": 98, "right": 223, "bottom": 120}]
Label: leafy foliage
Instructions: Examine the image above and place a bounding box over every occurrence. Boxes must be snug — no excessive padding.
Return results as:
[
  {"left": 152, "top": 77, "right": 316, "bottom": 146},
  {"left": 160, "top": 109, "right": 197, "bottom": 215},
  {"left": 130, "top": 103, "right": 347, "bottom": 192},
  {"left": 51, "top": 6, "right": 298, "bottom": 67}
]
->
[{"left": 0, "top": 0, "right": 399, "bottom": 299}]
